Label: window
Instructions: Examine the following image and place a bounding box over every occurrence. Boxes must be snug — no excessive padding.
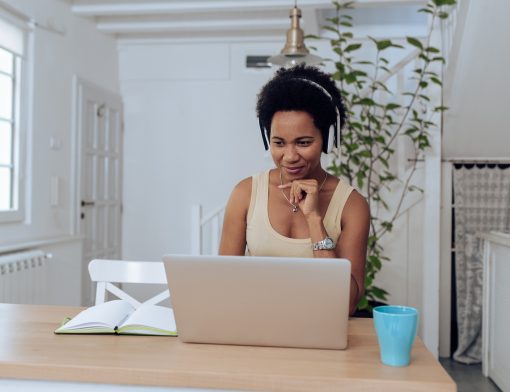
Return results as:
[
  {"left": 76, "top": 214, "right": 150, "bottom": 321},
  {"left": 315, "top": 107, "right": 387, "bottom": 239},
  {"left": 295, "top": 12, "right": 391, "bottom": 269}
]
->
[
  {"left": 0, "top": 47, "right": 18, "bottom": 211},
  {"left": 0, "top": 10, "right": 29, "bottom": 222}
]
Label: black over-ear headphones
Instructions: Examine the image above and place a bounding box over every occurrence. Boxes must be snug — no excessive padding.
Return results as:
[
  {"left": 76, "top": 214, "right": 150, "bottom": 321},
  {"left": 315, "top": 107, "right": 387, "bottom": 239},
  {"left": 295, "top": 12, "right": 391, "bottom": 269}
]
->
[{"left": 259, "top": 78, "right": 341, "bottom": 154}]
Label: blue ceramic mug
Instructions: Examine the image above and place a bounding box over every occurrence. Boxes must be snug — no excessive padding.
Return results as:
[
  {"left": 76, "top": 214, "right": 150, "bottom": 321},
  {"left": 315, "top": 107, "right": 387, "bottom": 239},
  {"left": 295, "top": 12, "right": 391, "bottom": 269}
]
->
[{"left": 373, "top": 305, "right": 419, "bottom": 367}]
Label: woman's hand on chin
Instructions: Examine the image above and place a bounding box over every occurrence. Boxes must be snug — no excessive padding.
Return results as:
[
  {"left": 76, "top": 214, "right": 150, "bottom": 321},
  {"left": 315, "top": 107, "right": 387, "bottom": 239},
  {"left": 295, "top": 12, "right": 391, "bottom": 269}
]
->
[{"left": 278, "top": 178, "right": 321, "bottom": 219}]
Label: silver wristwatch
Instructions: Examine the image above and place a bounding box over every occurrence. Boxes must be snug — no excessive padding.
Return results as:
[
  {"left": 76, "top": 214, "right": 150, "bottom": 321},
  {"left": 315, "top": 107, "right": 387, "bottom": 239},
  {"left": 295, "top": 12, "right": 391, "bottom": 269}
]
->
[{"left": 312, "top": 236, "right": 335, "bottom": 251}]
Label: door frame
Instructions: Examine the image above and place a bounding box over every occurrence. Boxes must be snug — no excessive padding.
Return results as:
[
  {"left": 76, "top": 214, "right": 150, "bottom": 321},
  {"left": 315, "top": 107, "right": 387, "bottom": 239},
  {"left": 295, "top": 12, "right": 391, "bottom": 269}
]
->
[
  {"left": 439, "top": 162, "right": 453, "bottom": 357},
  {"left": 70, "top": 75, "right": 123, "bottom": 304}
]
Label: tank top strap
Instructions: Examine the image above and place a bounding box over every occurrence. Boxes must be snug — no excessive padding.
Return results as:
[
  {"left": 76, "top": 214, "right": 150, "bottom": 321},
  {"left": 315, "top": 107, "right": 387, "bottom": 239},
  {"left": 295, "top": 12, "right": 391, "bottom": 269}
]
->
[
  {"left": 323, "top": 179, "right": 354, "bottom": 233},
  {"left": 247, "top": 170, "right": 269, "bottom": 225}
]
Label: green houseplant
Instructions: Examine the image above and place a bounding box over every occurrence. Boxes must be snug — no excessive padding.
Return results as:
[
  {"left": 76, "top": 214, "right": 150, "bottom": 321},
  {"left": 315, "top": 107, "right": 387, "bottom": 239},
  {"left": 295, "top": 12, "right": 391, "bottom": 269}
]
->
[{"left": 310, "top": 0, "right": 456, "bottom": 311}]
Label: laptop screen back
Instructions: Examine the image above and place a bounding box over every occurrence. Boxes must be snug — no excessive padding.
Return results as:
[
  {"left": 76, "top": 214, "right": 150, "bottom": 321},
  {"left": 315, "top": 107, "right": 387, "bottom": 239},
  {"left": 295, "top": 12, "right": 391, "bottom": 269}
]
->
[{"left": 163, "top": 254, "right": 351, "bottom": 350}]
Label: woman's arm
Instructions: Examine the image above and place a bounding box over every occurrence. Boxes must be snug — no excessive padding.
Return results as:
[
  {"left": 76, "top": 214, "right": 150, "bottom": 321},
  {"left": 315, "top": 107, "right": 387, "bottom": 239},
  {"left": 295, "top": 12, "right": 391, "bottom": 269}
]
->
[
  {"left": 282, "top": 178, "right": 370, "bottom": 315},
  {"left": 218, "top": 178, "right": 252, "bottom": 256},
  {"left": 336, "top": 191, "right": 370, "bottom": 315},
  {"left": 305, "top": 190, "right": 370, "bottom": 315}
]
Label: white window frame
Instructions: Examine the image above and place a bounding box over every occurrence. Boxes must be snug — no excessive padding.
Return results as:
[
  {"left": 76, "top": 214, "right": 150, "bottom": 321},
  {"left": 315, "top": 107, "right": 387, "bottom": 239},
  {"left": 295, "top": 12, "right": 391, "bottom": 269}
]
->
[{"left": 0, "top": 6, "right": 32, "bottom": 223}]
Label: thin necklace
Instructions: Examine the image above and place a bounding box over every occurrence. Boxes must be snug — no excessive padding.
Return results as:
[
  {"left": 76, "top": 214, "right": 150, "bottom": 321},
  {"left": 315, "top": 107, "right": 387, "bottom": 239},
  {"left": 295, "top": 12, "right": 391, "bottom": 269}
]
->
[{"left": 279, "top": 170, "right": 328, "bottom": 213}]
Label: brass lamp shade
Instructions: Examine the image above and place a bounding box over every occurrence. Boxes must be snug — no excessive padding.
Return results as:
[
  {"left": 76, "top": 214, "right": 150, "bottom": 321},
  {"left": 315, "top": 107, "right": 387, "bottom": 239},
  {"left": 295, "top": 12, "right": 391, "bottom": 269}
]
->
[{"left": 268, "top": 6, "right": 322, "bottom": 67}]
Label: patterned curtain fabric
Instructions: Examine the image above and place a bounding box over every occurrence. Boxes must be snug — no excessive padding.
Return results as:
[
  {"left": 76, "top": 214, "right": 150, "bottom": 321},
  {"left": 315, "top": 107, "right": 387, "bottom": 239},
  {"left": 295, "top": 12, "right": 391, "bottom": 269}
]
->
[{"left": 452, "top": 166, "right": 510, "bottom": 364}]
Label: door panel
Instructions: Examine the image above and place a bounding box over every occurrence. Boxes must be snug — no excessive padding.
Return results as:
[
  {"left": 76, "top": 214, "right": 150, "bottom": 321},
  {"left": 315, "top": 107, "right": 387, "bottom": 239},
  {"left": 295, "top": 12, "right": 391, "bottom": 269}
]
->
[{"left": 75, "top": 79, "right": 123, "bottom": 305}]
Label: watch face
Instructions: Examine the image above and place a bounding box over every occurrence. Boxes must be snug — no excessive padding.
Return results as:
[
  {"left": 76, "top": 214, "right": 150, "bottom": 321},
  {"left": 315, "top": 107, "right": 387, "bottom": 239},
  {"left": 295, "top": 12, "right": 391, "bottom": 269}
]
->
[
  {"left": 313, "top": 237, "right": 336, "bottom": 251},
  {"left": 324, "top": 237, "right": 335, "bottom": 249}
]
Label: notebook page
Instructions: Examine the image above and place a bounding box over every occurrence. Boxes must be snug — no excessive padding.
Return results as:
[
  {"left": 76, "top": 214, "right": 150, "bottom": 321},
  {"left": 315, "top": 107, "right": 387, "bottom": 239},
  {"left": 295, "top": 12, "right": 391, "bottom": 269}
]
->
[
  {"left": 63, "top": 300, "right": 135, "bottom": 330},
  {"left": 121, "top": 304, "right": 176, "bottom": 332}
]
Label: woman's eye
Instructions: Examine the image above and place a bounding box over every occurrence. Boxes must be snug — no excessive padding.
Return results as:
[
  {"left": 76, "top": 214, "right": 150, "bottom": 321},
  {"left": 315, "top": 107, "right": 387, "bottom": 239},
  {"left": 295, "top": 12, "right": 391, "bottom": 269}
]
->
[
  {"left": 272, "top": 141, "right": 283, "bottom": 146},
  {"left": 297, "top": 140, "right": 312, "bottom": 146}
]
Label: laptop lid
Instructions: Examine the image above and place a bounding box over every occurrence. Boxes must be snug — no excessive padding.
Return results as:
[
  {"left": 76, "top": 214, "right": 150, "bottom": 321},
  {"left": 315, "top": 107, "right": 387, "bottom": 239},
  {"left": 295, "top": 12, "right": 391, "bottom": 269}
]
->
[{"left": 163, "top": 254, "right": 351, "bottom": 350}]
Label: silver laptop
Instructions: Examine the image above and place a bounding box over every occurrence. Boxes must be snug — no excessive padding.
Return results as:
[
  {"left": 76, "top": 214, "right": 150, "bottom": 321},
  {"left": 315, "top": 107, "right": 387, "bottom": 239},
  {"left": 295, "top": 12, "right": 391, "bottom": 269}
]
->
[{"left": 163, "top": 254, "right": 351, "bottom": 350}]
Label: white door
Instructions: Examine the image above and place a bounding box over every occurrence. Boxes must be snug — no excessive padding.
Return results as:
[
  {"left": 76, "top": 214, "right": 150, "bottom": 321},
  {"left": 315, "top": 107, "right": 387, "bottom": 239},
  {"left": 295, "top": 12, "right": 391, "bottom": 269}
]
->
[{"left": 74, "top": 78, "right": 123, "bottom": 305}]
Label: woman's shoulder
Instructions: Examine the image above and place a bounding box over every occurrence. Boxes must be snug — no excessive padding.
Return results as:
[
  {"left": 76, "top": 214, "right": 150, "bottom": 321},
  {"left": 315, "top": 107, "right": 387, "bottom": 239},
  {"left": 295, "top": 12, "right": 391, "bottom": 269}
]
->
[
  {"left": 233, "top": 176, "right": 253, "bottom": 196},
  {"left": 342, "top": 189, "right": 370, "bottom": 226},
  {"left": 224, "top": 176, "right": 252, "bottom": 218},
  {"left": 233, "top": 169, "right": 270, "bottom": 193},
  {"left": 347, "top": 189, "right": 369, "bottom": 209}
]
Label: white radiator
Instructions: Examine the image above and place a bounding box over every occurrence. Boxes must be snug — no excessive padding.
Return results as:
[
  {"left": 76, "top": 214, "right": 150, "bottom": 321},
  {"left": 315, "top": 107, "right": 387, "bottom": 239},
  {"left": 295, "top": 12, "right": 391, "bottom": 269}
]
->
[{"left": 0, "top": 250, "right": 52, "bottom": 304}]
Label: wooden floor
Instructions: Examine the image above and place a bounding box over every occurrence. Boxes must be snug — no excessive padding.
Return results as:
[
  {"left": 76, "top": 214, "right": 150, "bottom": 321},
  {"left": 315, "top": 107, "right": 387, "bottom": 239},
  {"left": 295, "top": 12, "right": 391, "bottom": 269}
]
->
[{"left": 439, "top": 358, "right": 501, "bottom": 392}]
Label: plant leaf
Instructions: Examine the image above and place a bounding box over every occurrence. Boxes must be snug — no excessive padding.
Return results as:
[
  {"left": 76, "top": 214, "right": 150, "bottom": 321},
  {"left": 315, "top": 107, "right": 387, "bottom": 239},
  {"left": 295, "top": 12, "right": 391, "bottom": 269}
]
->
[
  {"left": 345, "top": 43, "right": 362, "bottom": 52},
  {"left": 430, "top": 76, "right": 442, "bottom": 86},
  {"left": 345, "top": 73, "right": 357, "bottom": 84},
  {"left": 355, "top": 97, "right": 376, "bottom": 106},
  {"left": 426, "top": 46, "right": 441, "bottom": 53},
  {"left": 371, "top": 287, "right": 388, "bottom": 300},
  {"left": 357, "top": 296, "right": 369, "bottom": 310},
  {"left": 376, "top": 39, "right": 392, "bottom": 51},
  {"left": 323, "top": 26, "right": 341, "bottom": 35},
  {"left": 407, "top": 37, "right": 423, "bottom": 50},
  {"left": 385, "top": 103, "right": 401, "bottom": 110},
  {"left": 433, "top": 0, "right": 457, "bottom": 6}
]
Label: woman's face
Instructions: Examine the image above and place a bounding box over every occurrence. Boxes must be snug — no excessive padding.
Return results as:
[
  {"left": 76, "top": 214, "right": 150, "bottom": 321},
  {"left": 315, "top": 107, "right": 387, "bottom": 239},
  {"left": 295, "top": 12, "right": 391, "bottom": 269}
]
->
[{"left": 270, "top": 110, "right": 324, "bottom": 181}]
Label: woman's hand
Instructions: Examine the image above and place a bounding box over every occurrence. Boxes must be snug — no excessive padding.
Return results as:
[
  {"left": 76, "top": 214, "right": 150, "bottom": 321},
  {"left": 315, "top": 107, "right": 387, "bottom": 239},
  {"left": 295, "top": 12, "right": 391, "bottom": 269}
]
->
[{"left": 278, "top": 179, "right": 321, "bottom": 219}]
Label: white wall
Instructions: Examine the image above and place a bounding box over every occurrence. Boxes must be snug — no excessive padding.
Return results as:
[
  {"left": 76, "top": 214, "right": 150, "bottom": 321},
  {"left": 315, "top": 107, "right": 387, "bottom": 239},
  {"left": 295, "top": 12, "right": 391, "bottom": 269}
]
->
[
  {"left": 0, "top": 0, "right": 120, "bottom": 304},
  {"left": 443, "top": 0, "right": 510, "bottom": 158},
  {"left": 119, "top": 42, "right": 279, "bottom": 260},
  {"left": 0, "top": 0, "right": 120, "bottom": 244}
]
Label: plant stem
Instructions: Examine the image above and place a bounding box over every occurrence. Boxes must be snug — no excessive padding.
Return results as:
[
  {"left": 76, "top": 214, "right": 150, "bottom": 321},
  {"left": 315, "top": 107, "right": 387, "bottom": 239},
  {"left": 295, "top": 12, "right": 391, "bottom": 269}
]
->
[
  {"left": 376, "top": 151, "right": 419, "bottom": 238},
  {"left": 373, "top": 12, "right": 438, "bottom": 162}
]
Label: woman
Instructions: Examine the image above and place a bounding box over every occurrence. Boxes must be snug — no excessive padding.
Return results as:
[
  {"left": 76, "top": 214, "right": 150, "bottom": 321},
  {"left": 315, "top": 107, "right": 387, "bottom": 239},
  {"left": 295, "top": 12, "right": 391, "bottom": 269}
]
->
[{"left": 219, "top": 65, "right": 369, "bottom": 315}]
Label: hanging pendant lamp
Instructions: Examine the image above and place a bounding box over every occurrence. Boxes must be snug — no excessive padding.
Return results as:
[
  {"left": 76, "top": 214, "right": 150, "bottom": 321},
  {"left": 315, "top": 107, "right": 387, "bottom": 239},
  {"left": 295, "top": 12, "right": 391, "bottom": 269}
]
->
[{"left": 268, "top": 3, "right": 322, "bottom": 67}]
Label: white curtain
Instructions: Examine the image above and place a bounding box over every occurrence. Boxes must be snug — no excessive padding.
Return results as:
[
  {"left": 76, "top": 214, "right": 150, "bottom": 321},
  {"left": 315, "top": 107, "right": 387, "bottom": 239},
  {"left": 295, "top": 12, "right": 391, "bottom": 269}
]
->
[{"left": 452, "top": 165, "right": 510, "bottom": 364}]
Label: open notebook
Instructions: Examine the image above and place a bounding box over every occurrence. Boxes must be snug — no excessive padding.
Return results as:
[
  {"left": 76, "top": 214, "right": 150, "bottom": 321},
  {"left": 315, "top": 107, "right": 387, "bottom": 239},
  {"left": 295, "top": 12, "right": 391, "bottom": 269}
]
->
[{"left": 55, "top": 299, "right": 177, "bottom": 336}]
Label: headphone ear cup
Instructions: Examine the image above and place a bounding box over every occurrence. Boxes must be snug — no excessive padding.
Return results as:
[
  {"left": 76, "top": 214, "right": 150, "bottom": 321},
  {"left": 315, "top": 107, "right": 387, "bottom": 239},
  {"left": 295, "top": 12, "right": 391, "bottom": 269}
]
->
[
  {"left": 263, "top": 128, "right": 270, "bottom": 150},
  {"left": 326, "top": 124, "right": 335, "bottom": 153},
  {"left": 259, "top": 119, "right": 269, "bottom": 151}
]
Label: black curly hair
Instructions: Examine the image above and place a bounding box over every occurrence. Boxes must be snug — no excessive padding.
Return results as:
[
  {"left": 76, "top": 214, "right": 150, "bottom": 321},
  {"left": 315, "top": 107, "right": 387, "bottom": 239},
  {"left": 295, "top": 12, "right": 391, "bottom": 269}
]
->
[{"left": 256, "top": 64, "right": 346, "bottom": 153}]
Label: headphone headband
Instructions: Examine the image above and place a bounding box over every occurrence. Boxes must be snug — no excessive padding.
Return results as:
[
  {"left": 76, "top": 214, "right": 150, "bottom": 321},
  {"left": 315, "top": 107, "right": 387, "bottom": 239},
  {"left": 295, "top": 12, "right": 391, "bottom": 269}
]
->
[{"left": 294, "top": 78, "right": 334, "bottom": 102}]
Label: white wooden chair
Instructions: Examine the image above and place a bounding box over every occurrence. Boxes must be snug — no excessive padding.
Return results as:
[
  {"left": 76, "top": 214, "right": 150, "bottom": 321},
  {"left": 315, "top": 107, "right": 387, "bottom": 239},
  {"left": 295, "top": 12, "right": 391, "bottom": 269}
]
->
[{"left": 88, "top": 259, "right": 169, "bottom": 308}]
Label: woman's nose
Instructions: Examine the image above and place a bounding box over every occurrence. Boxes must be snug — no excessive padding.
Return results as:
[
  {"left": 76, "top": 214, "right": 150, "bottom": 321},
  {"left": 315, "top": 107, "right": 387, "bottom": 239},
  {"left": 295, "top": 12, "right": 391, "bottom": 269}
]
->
[{"left": 283, "top": 145, "right": 299, "bottom": 162}]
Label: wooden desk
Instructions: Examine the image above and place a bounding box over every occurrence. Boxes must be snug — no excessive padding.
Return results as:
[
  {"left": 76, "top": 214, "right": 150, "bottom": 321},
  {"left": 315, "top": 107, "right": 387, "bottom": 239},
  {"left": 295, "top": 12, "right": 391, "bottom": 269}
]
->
[{"left": 0, "top": 304, "right": 456, "bottom": 391}]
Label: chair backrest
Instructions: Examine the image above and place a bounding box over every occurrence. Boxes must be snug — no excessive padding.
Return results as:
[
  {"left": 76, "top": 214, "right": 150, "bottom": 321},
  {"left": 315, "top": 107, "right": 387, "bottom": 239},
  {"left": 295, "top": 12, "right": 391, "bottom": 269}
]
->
[{"left": 88, "top": 259, "right": 169, "bottom": 308}]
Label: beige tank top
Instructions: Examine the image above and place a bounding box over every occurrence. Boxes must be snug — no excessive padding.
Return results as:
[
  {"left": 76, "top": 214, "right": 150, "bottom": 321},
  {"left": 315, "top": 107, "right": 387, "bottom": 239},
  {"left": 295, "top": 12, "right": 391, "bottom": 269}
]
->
[{"left": 246, "top": 170, "right": 354, "bottom": 257}]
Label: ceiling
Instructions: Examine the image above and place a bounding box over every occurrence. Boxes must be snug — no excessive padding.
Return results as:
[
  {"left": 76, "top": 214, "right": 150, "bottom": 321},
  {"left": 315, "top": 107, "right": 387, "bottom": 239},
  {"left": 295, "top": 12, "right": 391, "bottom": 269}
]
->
[{"left": 69, "top": 0, "right": 428, "bottom": 42}]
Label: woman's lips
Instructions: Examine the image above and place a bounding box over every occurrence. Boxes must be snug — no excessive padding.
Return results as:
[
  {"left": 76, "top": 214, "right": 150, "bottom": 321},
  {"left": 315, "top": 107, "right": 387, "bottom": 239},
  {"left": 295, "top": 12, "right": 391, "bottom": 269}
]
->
[{"left": 284, "top": 166, "right": 304, "bottom": 175}]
